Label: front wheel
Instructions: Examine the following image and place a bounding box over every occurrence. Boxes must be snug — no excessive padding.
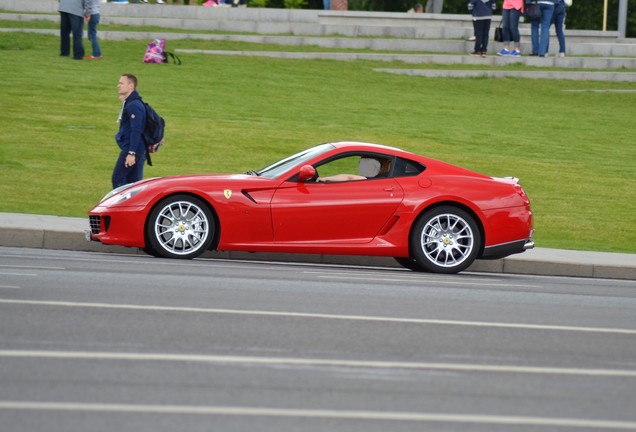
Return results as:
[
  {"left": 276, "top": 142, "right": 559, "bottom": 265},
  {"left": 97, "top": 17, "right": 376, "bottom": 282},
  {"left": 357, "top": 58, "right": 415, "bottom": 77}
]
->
[
  {"left": 394, "top": 257, "right": 425, "bottom": 272},
  {"left": 409, "top": 206, "right": 481, "bottom": 274},
  {"left": 146, "top": 195, "right": 215, "bottom": 259}
]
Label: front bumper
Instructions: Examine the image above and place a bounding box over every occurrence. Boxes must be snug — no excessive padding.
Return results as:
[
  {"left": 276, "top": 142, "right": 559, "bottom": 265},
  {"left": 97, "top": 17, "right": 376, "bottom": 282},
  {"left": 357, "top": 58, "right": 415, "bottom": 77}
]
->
[{"left": 87, "top": 206, "right": 147, "bottom": 248}]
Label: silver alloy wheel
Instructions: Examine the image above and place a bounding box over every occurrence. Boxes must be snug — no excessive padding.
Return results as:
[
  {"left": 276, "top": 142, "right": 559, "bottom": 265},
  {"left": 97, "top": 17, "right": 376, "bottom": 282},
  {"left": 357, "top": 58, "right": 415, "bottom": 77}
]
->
[
  {"left": 153, "top": 200, "right": 210, "bottom": 256},
  {"left": 419, "top": 212, "right": 475, "bottom": 268}
]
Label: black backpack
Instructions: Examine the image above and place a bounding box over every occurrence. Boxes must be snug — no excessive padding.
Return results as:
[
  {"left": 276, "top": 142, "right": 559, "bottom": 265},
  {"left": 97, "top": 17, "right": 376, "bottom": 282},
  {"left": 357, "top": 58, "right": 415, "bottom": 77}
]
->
[{"left": 142, "top": 102, "right": 165, "bottom": 166}]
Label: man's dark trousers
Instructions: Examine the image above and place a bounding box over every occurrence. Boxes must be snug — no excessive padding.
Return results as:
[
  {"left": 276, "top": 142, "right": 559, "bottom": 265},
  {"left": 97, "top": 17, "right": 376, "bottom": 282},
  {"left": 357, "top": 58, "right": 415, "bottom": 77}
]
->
[{"left": 60, "top": 12, "right": 85, "bottom": 59}]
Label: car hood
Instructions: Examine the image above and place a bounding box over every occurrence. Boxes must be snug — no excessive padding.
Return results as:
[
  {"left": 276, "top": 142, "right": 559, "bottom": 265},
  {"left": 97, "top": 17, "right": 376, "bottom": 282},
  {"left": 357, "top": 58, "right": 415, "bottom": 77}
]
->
[
  {"left": 124, "top": 173, "right": 269, "bottom": 189},
  {"left": 98, "top": 174, "right": 278, "bottom": 206}
]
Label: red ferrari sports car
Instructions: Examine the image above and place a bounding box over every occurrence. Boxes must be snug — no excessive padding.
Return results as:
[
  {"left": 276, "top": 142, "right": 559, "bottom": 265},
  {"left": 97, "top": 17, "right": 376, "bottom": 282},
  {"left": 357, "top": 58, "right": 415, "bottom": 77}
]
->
[{"left": 88, "top": 142, "right": 534, "bottom": 274}]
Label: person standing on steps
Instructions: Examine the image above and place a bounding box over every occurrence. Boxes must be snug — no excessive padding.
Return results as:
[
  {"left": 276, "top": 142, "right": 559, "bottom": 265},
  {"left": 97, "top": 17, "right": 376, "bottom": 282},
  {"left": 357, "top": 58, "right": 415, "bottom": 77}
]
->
[
  {"left": 408, "top": 3, "right": 424, "bottom": 13},
  {"left": 497, "top": 0, "right": 523, "bottom": 57},
  {"left": 425, "top": 0, "right": 443, "bottom": 13},
  {"left": 468, "top": 0, "right": 496, "bottom": 57},
  {"left": 58, "top": 0, "right": 86, "bottom": 60},
  {"left": 552, "top": 0, "right": 567, "bottom": 57},
  {"left": 532, "top": 0, "right": 557, "bottom": 57},
  {"left": 85, "top": 0, "right": 102, "bottom": 59}
]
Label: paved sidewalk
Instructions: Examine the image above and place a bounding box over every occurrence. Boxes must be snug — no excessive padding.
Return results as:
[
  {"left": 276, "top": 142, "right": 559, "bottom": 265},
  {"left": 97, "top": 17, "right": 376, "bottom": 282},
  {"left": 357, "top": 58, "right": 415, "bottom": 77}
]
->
[{"left": 0, "top": 213, "right": 634, "bottom": 280}]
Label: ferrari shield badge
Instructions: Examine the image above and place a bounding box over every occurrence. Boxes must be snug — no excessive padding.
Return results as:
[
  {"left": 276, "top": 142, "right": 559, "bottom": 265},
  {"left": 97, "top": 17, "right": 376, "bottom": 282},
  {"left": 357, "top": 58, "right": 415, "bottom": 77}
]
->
[{"left": 224, "top": 189, "right": 232, "bottom": 199}]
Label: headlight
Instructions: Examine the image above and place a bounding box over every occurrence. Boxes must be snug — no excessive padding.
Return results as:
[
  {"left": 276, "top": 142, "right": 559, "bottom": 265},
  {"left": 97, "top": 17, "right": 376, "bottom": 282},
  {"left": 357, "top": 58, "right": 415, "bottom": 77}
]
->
[
  {"left": 101, "top": 184, "right": 145, "bottom": 204},
  {"left": 115, "top": 188, "right": 144, "bottom": 204}
]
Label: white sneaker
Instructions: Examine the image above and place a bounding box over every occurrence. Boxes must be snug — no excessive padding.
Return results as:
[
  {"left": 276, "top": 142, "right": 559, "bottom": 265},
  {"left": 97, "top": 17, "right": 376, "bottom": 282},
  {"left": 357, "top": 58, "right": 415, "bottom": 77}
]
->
[
  {"left": 556, "top": 52, "right": 565, "bottom": 58},
  {"left": 156, "top": 0, "right": 165, "bottom": 3}
]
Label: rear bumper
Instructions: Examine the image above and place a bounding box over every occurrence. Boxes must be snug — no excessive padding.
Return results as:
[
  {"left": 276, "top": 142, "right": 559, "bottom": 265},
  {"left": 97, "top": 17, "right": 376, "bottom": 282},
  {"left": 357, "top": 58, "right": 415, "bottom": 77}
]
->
[{"left": 481, "top": 231, "right": 535, "bottom": 260}]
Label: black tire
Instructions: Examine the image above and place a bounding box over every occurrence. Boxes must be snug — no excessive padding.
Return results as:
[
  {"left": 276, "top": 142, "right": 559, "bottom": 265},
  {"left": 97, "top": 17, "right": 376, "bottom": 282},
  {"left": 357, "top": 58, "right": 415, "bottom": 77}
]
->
[
  {"left": 146, "top": 194, "right": 215, "bottom": 259},
  {"left": 394, "top": 257, "right": 426, "bottom": 272},
  {"left": 143, "top": 246, "right": 161, "bottom": 257},
  {"left": 409, "top": 206, "right": 481, "bottom": 274}
]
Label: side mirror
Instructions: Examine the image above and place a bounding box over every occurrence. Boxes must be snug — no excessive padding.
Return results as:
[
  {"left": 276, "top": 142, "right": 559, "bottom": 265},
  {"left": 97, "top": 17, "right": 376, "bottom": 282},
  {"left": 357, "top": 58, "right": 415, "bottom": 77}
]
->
[{"left": 298, "top": 165, "right": 317, "bottom": 182}]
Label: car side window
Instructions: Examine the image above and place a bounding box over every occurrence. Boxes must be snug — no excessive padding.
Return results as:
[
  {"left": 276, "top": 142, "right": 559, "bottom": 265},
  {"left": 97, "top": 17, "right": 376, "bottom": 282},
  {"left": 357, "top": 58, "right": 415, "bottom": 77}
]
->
[
  {"left": 315, "top": 154, "right": 394, "bottom": 183},
  {"left": 317, "top": 155, "right": 361, "bottom": 179},
  {"left": 393, "top": 157, "right": 425, "bottom": 177}
]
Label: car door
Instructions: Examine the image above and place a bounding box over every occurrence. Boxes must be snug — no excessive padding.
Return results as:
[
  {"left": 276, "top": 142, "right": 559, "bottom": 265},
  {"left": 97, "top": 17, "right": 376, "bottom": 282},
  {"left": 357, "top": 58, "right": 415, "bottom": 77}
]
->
[{"left": 270, "top": 178, "right": 404, "bottom": 243}]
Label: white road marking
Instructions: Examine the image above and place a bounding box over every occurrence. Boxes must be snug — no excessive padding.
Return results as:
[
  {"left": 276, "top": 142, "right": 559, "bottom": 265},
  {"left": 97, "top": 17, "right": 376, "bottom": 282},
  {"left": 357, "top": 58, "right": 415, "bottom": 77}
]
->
[
  {"left": 1, "top": 350, "right": 635, "bottom": 377},
  {"left": 0, "top": 285, "right": 20, "bottom": 289},
  {"left": 0, "top": 401, "right": 635, "bottom": 429},
  {"left": 0, "top": 272, "right": 37, "bottom": 277},
  {"left": 0, "top": 299, "right": 634, "bottom": 335},
  {"left": 308, "top": 272, "right": 542, "bottom": 288},
  {"left": 0, "top": 265, "right": 64, "bottom": 270}
]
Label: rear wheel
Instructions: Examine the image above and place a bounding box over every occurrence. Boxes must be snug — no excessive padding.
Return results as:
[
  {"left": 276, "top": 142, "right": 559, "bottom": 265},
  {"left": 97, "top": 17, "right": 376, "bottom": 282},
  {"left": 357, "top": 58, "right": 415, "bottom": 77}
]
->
[
  {"left": 146, "top": 195, "right": 215, "bottom": 259},
  {"left": 409, "top": 206, "right": 481, "bottom": 274}
]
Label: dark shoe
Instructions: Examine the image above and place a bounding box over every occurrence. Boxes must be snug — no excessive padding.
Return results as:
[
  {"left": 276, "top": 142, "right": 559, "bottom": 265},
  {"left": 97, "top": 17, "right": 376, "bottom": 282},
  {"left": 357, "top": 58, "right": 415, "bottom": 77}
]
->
[
  {"left": 481, "top": 51, "right": 487, "bottom": 57},
  {"left": 469, "top": 51, "right": 481, "bottom": 56}
]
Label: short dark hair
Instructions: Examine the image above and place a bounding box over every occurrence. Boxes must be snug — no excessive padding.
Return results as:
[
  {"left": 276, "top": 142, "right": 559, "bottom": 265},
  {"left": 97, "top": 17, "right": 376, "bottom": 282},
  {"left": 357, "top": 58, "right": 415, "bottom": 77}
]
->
[{"left": 121, "top": 73, "right": 138, "bottom": 88}]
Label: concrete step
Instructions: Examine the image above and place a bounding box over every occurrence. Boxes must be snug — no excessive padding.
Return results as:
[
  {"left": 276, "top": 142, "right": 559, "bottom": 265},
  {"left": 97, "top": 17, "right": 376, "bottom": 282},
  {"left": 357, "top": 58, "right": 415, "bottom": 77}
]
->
[
  {"left": 6, "top": 26, "right": 636, "bottom": 71},
  {"left": 0, "top": 0, "right": 623, "bottom": 43},
  {"left": 3, "top": 17, "right": 635, "bottom": 59},
  {"left": 0, "top": 11, "right": 636, "bottom": 57},
  {"left": 1, "top": 0, "right": 634, "bottom": 59},
  {"left": 0, "top": 10, "right": 621, "bottom": 44}
]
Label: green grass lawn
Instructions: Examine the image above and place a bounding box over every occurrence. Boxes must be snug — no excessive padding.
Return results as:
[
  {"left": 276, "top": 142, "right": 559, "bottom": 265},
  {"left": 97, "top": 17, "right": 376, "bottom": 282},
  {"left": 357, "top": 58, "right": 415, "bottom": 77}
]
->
[{"left": 1, "top": 32, "right": 635, "bottom": 253}]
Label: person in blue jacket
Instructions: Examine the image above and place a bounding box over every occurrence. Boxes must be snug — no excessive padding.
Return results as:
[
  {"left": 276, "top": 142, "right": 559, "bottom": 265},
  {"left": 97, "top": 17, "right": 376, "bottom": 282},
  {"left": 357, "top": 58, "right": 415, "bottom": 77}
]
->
[
  {"left": 468, "top": 0, "right": 497, "bottom": 57},
  {"left": 112, "top": 74, "right": 147, "bottom": 189}
]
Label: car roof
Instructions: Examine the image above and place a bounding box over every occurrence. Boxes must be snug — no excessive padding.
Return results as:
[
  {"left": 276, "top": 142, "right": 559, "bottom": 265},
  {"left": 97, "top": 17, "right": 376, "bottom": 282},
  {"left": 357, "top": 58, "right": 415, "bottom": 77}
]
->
[
  {"left": 327, "top": 141, "right": 487, "bottom": 179},
  {"left": 329, "top": 141, "right": 404, "bottom": 153}
]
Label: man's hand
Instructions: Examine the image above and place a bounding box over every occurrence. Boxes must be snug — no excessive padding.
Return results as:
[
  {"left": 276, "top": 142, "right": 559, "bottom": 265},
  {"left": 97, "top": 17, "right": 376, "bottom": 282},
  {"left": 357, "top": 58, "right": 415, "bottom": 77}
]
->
[{"left": 125, "top": 154, "right": 136, "bottom": 168}]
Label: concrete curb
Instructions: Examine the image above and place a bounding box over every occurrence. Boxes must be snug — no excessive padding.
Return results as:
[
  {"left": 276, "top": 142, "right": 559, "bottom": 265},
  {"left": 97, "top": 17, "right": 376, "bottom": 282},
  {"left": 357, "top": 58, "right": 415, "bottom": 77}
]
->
[{"left": 1, "top": 213, "right": 634, "bottom": 280}]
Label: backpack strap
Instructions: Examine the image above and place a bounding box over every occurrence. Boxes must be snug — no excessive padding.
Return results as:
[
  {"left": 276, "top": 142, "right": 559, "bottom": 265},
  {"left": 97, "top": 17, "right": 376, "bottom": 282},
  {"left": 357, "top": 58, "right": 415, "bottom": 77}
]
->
[{"left": 164, "top": 51, "right": 182, "bottom": 65}]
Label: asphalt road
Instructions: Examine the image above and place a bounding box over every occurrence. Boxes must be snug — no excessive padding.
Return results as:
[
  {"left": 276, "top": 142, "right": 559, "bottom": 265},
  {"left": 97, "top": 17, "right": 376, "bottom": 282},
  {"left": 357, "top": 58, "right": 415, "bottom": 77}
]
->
[{"left": 1, "top": 247, "right": 636, "bottom": 432}]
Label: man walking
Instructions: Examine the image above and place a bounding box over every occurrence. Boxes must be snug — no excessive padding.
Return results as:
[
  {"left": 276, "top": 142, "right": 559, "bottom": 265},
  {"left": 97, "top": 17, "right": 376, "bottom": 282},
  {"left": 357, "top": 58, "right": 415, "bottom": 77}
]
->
[
  {"left": 59, "top": 0, "right": 86, "bottom": 60},
  {"left": 112, "top": 74, "right": 147, "bottom": 188}
]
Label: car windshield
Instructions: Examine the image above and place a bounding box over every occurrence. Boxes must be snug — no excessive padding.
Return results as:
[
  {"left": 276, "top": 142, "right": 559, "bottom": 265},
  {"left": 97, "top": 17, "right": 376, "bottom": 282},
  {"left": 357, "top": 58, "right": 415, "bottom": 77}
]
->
[{"left": 255, "top": 143, "right": 335, "bottom": 179}]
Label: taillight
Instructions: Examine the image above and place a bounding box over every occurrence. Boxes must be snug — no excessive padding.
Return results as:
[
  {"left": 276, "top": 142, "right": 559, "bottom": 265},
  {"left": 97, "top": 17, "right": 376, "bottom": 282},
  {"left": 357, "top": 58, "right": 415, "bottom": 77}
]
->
[{"left": 514, "top": 184, "right": 530, "bottom": 204}]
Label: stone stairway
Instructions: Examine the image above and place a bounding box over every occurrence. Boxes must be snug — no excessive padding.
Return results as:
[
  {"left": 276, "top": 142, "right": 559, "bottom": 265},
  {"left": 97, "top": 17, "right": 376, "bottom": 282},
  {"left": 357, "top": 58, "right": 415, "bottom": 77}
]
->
[{"left": 2, "top": 0, "right": 636, "bottom": 71}]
